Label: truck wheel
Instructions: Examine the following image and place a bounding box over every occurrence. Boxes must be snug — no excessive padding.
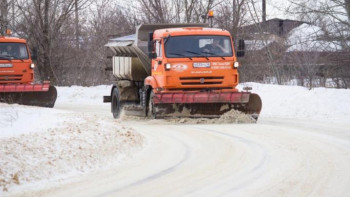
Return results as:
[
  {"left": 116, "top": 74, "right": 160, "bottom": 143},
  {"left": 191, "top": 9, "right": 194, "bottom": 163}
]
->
[{"left": 112, "top": 87, "right": 123, "bottom": 119}]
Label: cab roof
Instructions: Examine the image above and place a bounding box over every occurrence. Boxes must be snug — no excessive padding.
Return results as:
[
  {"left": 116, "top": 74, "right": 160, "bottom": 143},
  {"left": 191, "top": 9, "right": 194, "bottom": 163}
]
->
[
  {"left": 0, "top": 36, "right": 27, "bottom": 43},
  {"left": 153, "top": 27, "right": 231, "bottom": 39}
]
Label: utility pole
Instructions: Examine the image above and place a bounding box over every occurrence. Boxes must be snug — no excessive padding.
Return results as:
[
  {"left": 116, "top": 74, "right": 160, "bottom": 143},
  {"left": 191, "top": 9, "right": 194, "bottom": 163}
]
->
[{"left": 262, "top": 0, "right": 266, "bottom": 22}]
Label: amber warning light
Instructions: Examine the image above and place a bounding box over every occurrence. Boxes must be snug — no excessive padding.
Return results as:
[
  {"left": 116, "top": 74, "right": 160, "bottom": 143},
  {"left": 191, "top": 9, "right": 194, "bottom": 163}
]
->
[
  {"left": 208, "top": 10, "right": 214, "bottom": 17},
  {"left": 6, "top": 29, "right": 12, "bottom": 36}
]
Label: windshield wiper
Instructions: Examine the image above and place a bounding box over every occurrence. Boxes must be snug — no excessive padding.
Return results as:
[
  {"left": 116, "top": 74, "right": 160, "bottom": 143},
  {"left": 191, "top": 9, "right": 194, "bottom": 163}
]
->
[
  {"left": 0, "top": 54, "right": 12, "bottom": 60},
  {"left": 202, "top": 51, "right": 226, "bottom": 60},
  {"left": 185, "top": 50, "right": 200, "bottom": 55},
  {"left": 0, "top": 54, "right": 24, "bottom": 61},
  {"left": 168, "top": 52, "right": 192, "bottom": 60}
]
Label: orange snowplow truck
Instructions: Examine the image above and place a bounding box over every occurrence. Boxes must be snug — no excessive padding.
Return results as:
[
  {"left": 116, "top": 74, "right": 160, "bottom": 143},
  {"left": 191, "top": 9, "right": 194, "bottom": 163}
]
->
[
  {"left": 0, "top": 30, "right": 57, "bottom": 107},
  {"left": 104, "top": 23, "right": 262, "bottom": 119}
]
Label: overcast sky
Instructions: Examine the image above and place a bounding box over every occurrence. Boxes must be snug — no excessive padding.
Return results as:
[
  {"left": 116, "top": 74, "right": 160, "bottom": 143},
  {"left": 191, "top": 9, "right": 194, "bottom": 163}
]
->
[{"left": 264, "top": 0, "right": 294, "bottom": 20}]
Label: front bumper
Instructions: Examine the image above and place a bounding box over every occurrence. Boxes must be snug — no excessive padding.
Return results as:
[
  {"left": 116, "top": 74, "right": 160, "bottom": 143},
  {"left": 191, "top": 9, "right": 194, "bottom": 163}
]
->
[{"left": 153, "top": 91, "right": 250, "bottom": 104}]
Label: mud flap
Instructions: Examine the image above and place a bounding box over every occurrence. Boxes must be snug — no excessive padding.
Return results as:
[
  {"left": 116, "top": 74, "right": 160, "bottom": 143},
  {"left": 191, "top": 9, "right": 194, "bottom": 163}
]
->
[{"left": 0, "top": 86, "right": 57, "bottom": 108}]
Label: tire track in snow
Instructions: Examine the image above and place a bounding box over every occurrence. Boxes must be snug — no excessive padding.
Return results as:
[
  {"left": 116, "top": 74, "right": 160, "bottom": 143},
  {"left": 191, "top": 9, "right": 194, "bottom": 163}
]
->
[
  {"left": 96, "top": 128, "right": 192, "bottom": 197},
  {"left": 187, "top": 126, "right": 269, "bottom": 196}
]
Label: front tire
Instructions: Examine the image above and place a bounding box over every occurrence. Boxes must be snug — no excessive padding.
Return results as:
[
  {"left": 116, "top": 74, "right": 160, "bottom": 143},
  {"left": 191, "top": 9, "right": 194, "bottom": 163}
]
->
[{"left": 112, "top": 87, "right": 123, "bottom": 119}]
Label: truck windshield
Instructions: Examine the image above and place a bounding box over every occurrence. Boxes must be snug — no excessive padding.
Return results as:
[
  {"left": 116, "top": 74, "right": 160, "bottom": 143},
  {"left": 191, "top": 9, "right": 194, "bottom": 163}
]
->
[
  {"left": 165, "top": 35, "right": 233, "bottom": 58},
  {"left": 0, "top": 43, "right": 29, "bottom": 60}
]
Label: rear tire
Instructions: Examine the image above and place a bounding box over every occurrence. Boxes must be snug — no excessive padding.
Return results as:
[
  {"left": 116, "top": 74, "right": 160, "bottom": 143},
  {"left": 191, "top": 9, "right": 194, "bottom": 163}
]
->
[{"left": 111, "top": 87, "right": 123, "bottom": 119}]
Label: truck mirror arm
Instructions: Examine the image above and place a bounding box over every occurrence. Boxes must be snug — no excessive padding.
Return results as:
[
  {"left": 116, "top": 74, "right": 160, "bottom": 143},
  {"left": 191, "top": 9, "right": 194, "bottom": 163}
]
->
[
  {"left": 148, "top": 52, "right": 157, "bottom": 59},
  {"left": 236, "top": 39, "right": 245, "bottom": 57},
  {"left": 31, "top": 47, "right": 38, "bottom": 60}
]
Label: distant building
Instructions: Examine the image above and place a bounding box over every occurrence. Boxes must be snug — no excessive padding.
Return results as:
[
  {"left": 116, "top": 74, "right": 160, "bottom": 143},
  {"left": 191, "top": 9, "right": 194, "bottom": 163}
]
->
[{"left": 238, "top": 18, "right": 349, "bottom": 88}]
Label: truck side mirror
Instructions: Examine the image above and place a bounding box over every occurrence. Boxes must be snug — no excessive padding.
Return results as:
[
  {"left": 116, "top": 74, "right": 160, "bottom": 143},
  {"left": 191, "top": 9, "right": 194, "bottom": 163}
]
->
[
  {"left": 148, "top": 51, "right": 157, "bottom": 59},
  {"left": 31, "top": 48, "right": 38, "bottom": 60},
  {"left": 148, "top": 40, "right": 155, "bottom": 59},
  {"left": 236, "top": 39, "right": 245, "bottom": 57}
]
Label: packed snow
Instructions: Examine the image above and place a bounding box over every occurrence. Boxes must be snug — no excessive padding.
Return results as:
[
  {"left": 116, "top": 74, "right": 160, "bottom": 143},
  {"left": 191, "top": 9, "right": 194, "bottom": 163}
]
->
[
  {"left": 0, "top": 85, "right": 144, "bottom": 193},
  {"left": 1, "top": 83, "right": 350, "bottom": 194},
  {"left": 56, "top": 85, "right": 110, "bottom": 105},
  {"left": 0, "top": 104, "right": 68, "bottom": 138},
  {"left": 239, "top": 83, "right": 350, "bottom": 123}
]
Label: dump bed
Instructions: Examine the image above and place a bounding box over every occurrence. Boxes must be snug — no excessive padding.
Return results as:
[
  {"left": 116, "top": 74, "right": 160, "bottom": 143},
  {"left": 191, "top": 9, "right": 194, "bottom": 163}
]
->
[{"left": 105, "top": 23, "right": 208, "bottom": 81}]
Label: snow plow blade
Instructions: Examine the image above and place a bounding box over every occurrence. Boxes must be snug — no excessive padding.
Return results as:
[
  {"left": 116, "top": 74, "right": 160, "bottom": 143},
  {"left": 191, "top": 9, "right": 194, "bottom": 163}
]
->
[
  {"left": 149, "top": 92, "right": 262, "bottom": 120},
  {"left": 0, "top": 83, "right": 57, "bottom": 108}
]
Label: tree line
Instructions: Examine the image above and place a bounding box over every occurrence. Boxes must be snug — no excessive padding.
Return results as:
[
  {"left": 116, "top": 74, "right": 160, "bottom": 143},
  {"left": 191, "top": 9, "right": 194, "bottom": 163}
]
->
[{"left": 0, "top": 0, "right": 349, "bottom": 88}]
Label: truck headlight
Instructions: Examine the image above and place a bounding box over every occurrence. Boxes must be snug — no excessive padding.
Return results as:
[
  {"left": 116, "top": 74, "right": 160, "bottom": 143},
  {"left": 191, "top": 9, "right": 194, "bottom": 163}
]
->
[
  {"left": 165, "top": 63, "right": 171, "bottom": 70},
  {"left": 30, "top": 63, "right": 35, "bottom": 69},
  {"left": 234, "top": 62, "right": 239, "bottom": 68}
]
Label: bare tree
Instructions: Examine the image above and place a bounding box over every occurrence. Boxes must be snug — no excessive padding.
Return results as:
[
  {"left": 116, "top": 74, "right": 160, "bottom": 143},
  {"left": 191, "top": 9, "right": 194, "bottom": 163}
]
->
[
  {"left": 215, "top": 0, "right": 248, "bottom": 40},
  {"left": 287, "top": 0, "right": 350, "bottom": 88},
  {"left": 246, "top": 0, "right": 283, "bottom": 84},
  {"left": 128, "top": 0, "right": 217, "bottom": 24},
  {"left": 136, "top": 0, "right": 171, "bottom": 23},
  {"left": 0, "top": 0, "right": 9, "bottom": 34},
  {"left": 287, "top": 0, "right": 350, "bottom": 49},
  {"left": 15, "top": 0, "right": 89, "bottom": 84},
  {"left": 75, "top": 0, "right": 80, "bottom": 49},
  {"left": 54, "top": 0, "right": 136, "bottom": 85}
]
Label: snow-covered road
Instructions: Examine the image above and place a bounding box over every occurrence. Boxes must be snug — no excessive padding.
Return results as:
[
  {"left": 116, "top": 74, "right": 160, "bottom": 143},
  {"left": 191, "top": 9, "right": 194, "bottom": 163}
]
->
[
  {"left": 3, "top": 84, "right": 350, "bottom": 196},
  {"left": 10, "top": 118, "right": 350, "bottom": 197}
]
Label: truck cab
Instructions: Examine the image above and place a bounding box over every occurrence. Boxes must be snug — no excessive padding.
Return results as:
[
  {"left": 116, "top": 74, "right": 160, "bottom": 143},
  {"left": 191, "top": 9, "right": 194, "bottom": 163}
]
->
[
  {"left": 0, "top": 36, "right": 34, "bottom": 84},
  {"left": 146, "top": 27, "right": 240, "bottom": 92}
]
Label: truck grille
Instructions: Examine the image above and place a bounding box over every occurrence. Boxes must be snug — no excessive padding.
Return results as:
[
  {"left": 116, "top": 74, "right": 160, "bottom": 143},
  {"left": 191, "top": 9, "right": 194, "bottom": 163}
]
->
[
  {"left": 0, "top": 75, "right": 23, "bottom": 82},
  {"left": 180, "top": 76, "right": 224, "bottom": 85}
]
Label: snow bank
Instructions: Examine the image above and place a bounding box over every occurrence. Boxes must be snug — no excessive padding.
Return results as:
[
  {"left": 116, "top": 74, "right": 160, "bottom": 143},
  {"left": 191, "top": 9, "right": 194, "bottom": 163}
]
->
[
  {"left": 0, "top": 85, "right": 144, "bottom": 194},
  {"left": 0, "top": 104, "right": 68, "bottom": 138},
  {"left": 239, "top": 83, "right": 350, "bottom": 123},
  {"left": 56, "top": 85, "right": 111, "bottom": 105},
  {"left": 0, "top": 114, "right": 143, "bottom": 193},
  {"left": 0, "top": 85, "right": 112, "bottom": 138}
]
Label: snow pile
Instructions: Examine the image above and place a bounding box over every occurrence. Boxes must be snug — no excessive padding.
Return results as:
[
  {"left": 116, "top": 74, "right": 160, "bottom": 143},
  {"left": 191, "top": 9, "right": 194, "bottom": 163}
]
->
[
  {"left": 217, "top": 109, "right": 256, "bottom": 123},
  {"left": 0, "top": 104, "right": 68, "bottom": 138},
  {"left": 0, "top": 113, "right": 143, "bottom": 192},
  {"left": 239, "top": 83, "right": 350, "bottom": 123},
  {"left": 56, "top": 85, "right": 110, "bottom": 105},
  {"left": 168, "top": 109, "right": 256, "bottom": 124},
  {"left": 0, "top": 85, "right": 144, "bottom": 193}
]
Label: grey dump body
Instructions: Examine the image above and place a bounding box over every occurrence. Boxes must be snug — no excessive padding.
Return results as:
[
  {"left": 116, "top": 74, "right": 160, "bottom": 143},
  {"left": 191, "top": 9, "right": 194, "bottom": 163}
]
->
[{"left": 105, "top": 23, "right": 208, "bottom": 81}]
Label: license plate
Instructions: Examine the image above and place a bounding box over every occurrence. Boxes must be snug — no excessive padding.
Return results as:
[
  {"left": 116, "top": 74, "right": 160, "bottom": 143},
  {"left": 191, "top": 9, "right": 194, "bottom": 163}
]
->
[
  {"left": 0, "top": 64, "right": 13, "bottom": 68},
  {"left": 193, "top": 62, "right": 210, "bottom": 68}
]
